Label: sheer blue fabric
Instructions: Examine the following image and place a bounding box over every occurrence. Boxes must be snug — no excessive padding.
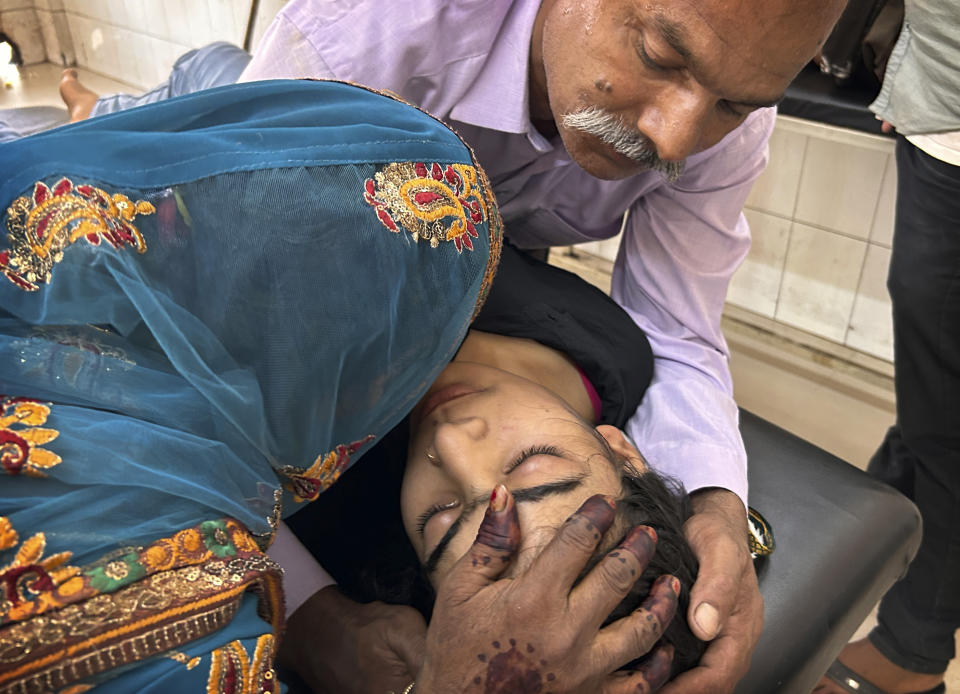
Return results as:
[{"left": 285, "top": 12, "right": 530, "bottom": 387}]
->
[{"left": 0, "top": 80, "right": 500, "bottom": 690}]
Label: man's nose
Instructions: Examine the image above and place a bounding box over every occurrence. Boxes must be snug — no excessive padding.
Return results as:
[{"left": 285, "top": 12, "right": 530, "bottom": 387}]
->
[{"left": 635, "top": 83, "right": 713, "bottom": 162}]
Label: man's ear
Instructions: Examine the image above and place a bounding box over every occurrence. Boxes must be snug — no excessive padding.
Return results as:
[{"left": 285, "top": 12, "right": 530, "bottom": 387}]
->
[{"left": 595, "top": 424, "right": 648, "bottom": 472}]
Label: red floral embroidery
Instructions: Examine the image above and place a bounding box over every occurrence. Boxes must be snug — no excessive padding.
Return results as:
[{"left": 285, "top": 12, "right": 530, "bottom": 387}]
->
[
  {"left": 281, "top": 435, "right": 375, "bottom": 503},
  {"left": 2, "top": 177, "right": 154, "bottom": 291},
  {"left": 363, "top": 162, "right": 488, "bottom": 253},
  {"left": 0, "top": 396, "right": 60, "bottom": 477}
]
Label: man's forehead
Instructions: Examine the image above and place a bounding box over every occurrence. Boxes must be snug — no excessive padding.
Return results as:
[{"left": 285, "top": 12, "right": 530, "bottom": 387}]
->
[{"left": 632, "top": 0, "right": 835, "bottom": 91}]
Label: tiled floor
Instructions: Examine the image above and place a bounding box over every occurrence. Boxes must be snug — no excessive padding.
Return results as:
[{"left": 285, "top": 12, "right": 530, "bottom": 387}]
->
[
  {"left": 0, "top": 62, "right": 134, "bottom": 110},
  {"left": 5, "top": 62, "right": 957, "bottom": 693}
]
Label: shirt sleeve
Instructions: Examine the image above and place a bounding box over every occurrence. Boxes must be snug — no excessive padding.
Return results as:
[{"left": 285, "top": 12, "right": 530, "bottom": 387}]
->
[
  {"left": 617, "top": 108, "right": 776, "bottom": 508},
  {"left": 239, "top": 10, "right": 336, "bottom": 82},
  {"left": 268, "top": 521, "right": 337, "bottom": 618}
]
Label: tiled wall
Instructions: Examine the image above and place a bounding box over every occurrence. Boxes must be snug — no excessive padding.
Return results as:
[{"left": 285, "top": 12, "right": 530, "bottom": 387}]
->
[
  {"left": 580, "top": 115, "right": 897, "bottom": 364},
  {"left": 8, "top": 0, "right": 289, "bottom": 89},
  {"left": 60, "top": 0, "right": 254, "bottom": 88},
  {"left": 1, "top": 0, "right": 48, "bottom": 65}
]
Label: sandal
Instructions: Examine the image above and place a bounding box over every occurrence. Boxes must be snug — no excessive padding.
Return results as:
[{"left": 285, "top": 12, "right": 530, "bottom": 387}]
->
[{"left": 825, "top": 660, "right": 946, "bottom": 694}]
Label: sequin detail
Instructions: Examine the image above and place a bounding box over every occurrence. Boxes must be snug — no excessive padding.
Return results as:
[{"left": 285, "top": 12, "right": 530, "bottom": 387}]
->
[
  {"left": 0, "top": 521, "right": 282, "bottom": 694},
  {"left": 207, "top": 635, "right": 279, "bottom": 694},
  {"left": 280, "top": 435, "right": 375, "bottom": 503},
  {"left": 1, "top": 178, "right": 154, "bottom": 291},
  {"left": 0, "top": 396, "right": 61, "bottom": 478},
  {"left": 0, "top": 519, "right": 262, "bottom": 626},
  {"left": 364, "top": 162, "right": 488, "bottom": 253}
]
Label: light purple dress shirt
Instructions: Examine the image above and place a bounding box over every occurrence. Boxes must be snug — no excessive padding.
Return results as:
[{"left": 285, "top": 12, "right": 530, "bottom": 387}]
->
[{"left": 242, "top": 0, "right": 775, "bottom": 509}]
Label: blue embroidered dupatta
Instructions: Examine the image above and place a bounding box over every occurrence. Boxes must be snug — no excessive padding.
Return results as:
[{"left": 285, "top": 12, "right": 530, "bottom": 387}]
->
[{"left": 0, "top": 80, "right": 501, "bottom": 692}]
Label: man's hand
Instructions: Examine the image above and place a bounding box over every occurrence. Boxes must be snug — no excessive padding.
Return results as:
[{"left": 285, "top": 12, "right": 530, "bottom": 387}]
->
[
  {"left": 417, "top": 485, "right": 681, "bottom": 694},
  {"left": 660, "top": 488, "right": 763, "bottom": 694},
  {"left": 279, "top": 585, "right": 426, "bottom": 694}
]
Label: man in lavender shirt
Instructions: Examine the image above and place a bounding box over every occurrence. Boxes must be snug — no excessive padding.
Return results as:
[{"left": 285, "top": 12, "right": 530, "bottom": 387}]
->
[{"left": 243, "top": 0, "right": 846, "bottom": 691}]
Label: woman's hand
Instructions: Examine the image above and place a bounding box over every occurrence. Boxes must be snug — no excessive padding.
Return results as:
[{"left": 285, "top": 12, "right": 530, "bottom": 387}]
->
[
  {"left": 417, "top": 486, "right": 680, "bottom": 694},
  {"left": 280, "top": 585, "right": 426, "bottom": 694}
]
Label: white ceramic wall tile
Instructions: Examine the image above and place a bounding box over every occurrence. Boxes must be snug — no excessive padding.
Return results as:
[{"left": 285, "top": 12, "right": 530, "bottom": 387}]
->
[
  {"left": 727, "top": 208, "right": 792, "bottom": 318},
  {"left": 61, "top": 0, "right": 83, "bottom": 17},
  {"left": 846, "top": 244, "right": 894, "bottom": 361},
  {"left": 0, "top": 0, "right": 33, "bottom": 12},
  {"left": 233, "top": 0, "right": 253, "bottom": 44},
  {"left": 142, "top": 0, "right": 171, "bottom": 43},
  {"left": 112, "top": 25, "right": 145, "bottom": 87},
  {"left": 105, "top": 0, "right": 126, "bottom": 28},
  {"left": 34, "top": 0, "right": 65, "bottom": 11},
  {"left": 795, "top": 137, "right": 889, "bottom": 240},
  {"left": 125, "top": 0, "right": 148, "bottom": 36},
  {"left": 870, "top": 153, "right": 897, "bottom": 248},
  {"left": 251, "top": 0, "right": 285, "bottom": 51},
  {"left": 188, "top": 0, "right": 213, "bottom": 48},
  {"left": 133, "top": 32, "right": 160, "bottom": 87},
  {"left": 66, "top": 11, "right": 87, "bottom": 64},
  {"left": 37, "top": 9, "right": 62, "bottom": 65},
  {"left": 207, "top": 0, "right": 247, "bottom": 45},
  {"left": 776, "top": 223, "right": 868, "bottom": 343},
  {"left": 745, "top": 124, "right": 807, "bottom": 218},
  {"left": 1, "top": 8, "right": 47, "bottom": 64}
]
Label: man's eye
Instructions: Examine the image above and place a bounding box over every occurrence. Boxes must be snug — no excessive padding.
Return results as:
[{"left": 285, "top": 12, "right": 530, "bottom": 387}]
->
[{"left": 636, "top": 39, "right": 669, "bottom": 72}]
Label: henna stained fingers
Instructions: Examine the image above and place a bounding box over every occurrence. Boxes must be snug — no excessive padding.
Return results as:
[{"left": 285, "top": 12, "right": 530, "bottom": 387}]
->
[
  {"left": 591, "top": 574, "right": 680, "bottom": 672},
  {"left": 444, "top": 484, "right": 521, "bottom": 596},
  {"left": 569, "top": 524, "right": 658, "bottom": 629},
  {"left": 525, "top": 493, "right": 618, "bottom": 596},
  {"left": 601, "top": 645, "right": 675, "bottom": 694}
]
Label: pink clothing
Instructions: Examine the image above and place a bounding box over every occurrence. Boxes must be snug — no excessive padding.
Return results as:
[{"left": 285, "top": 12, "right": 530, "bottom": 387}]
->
[
  {"left": 242, "top": 0, "right": 775, "bottom": 507},
  {"left": 575, "top": 364, "right": 604, "bottom": 425}
]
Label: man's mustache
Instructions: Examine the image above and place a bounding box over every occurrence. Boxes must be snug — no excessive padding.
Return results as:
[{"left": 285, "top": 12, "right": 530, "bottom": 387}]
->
[{"left": 561, "top": 106, "right": 685, "bottom": 182}]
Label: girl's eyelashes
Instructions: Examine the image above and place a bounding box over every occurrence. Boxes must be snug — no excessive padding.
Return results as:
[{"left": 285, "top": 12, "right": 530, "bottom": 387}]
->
[
  {"left": 506, "top": 444, "right": 563, "bottom": 473},
  {"left": 416, "top": 499, "right": 459, "bottom": 535},
  {"left": 416, "top": 444, "right": 562, "bottom": 534}
]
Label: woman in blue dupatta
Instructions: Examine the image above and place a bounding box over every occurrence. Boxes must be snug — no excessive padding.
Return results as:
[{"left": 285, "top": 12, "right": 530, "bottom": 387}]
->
[{"left": 0, "top": 79, "right": 501, "bottom": 692}]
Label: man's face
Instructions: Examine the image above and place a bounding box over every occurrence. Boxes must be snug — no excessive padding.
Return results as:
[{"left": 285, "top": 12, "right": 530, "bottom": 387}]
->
[{"left": 533, "top": 0, "right": 844, "bottom": 180}]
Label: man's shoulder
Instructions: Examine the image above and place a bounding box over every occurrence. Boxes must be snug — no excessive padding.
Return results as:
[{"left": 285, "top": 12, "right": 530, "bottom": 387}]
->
[{"left": 280, "top": 0, "right": 516, "bottom": 64}]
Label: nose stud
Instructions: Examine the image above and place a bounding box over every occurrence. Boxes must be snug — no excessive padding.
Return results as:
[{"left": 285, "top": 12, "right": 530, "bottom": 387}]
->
[{"left": 425, "top": 450, "right": 439, "bottom": 463}]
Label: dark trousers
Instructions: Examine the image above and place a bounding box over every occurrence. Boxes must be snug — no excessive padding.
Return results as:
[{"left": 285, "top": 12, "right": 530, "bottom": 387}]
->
[{"left": 868, "top": 136, "right": 960, "bottom": 675}]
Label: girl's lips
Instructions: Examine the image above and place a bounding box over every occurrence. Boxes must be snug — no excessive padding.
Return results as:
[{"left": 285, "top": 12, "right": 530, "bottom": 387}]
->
[{"left": 416, "top": 384, "right": 480, "bottom": 424}]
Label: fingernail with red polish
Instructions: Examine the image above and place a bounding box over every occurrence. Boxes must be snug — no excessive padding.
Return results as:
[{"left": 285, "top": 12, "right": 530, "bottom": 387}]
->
[
  {"left": 621, "top": 525, "right": 657, "bottom": 564},
  {"left": 490, "top": 484, "right": 508, "bottom": 512}
]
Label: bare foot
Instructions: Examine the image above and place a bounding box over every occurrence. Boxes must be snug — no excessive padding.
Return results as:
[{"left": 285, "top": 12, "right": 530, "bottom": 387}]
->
[
  {"left": 813, "top": 639, "right": 944, "bottom": 694},
  {"left": 59, "top": 68, "right": 98, "bottom": 122}
]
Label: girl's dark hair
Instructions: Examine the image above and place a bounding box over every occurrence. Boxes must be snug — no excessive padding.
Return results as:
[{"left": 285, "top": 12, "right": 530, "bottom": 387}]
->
[
  {"left": 595, "top": 467, "right": 706, "bottom": 675},
  {"left": 287, "top": 421, "right": 705, "bottom": 676}
]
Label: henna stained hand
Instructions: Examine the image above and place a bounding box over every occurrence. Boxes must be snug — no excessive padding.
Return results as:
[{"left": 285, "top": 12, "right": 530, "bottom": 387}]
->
[{"left": 416, "top": 487, "right": 681, "bottom": 694}]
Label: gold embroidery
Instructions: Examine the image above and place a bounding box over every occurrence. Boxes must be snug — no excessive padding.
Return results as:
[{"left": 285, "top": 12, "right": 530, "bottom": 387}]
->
[
  {"left": 2, "top": 519, "right": 265, "bottom": 627},
  {"left": 0, "top": 517, "right": 81, "bottom": 621},
  {"left": 1, "top": 178, "right": 154, "bottom": 291},
  {"left": 167, "top": 649, "right": 202, "bottom": 670},
  {"left": 207, "top": 634, "right": 278, "bottom": 694},
  {"left": 280, "top": 435, "right": 374, "bottom": 503},
  {"left": 471, "top": 161, "right": 503, "bottom": 319},
  {"left": 0, "top": 553, "right": 282, "bottom": 693},
  {"left": 364, "top": 162, "right": 488, "bottom": 253},
  {"left": 0, "top": 397, "right": 61, "bottom": 478}
]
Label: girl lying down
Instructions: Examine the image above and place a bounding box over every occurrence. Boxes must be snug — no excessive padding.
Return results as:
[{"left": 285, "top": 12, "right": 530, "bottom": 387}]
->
[
  {"left": 0, "top": 79, "right": 698, "bottom": 693},
  {"left": 285, "top": 243, "right": 706, "bottom": 690}
]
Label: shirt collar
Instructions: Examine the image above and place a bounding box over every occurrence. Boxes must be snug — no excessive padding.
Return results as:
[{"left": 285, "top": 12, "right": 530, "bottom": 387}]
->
[{"left": 448, "top": 0, "right": 553, "bottom": 153}]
